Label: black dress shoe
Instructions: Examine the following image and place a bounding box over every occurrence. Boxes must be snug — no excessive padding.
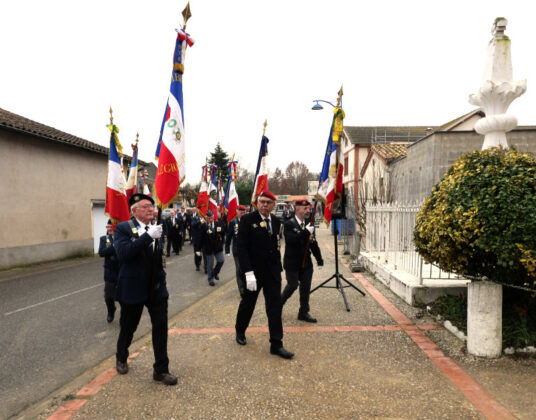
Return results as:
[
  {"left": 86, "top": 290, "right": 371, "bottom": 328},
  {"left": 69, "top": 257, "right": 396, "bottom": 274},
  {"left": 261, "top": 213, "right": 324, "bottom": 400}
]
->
[
  {"left": 214, "top": 274, "right": 219, "bottom": 280},
  {"left": 107, "top": 313, "right": 114, "bottom": 323},
  {"left": 116, "top": 360, "right": 128, "bottom": 374},
  {"left": 236, "top": 333, "right": 247, "bottom": 346},
  {"left": 195, "top": 266, "right": 200, "bottom": 271},
  {"left": 153, "top": 371, "right": 178, "bottom": 386},
  {"left": 298, "top": 313, "right": 317, "bottom": 323},
  {"left": 270, "top": 346, "right": 294, "bottom": 359},
  {"left": 209, "top": 280, "right": 215, "bottom": 286}
]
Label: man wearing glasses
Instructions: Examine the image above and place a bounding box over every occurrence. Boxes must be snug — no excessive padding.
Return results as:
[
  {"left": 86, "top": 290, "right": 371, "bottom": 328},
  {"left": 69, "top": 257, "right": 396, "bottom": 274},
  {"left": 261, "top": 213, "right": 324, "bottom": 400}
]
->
[
  {"left": 235, "top": 190, "right": 294, "bottom": 359},
  {"left": 113, "top": 193, "right": 178, "bottom": 385}
]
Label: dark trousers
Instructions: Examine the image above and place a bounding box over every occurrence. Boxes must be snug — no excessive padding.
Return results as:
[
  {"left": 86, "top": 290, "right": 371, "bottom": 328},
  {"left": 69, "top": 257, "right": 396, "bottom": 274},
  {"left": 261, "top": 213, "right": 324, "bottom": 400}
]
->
[
  {"left": 281, "top": 266, "right": 314, "bottom": 316},
  {"left": 235, "top": 275, "right": 283, "bottom": 347},
  {"left": 193, "top": 243, "right": 205, "bottom": 269},
  {"left": 116, "top": 298, "right": 169, "bottom": 374},
  {"left": 233, "top": 254, "right": 246, "bottom": 296},
  {"left": 206, "top": 251, "right": 224, "bottom": 282},
  {"left": 104, "top": 281, "right": 116, "bottom": 315},
  {"left": 166, "top": 233, "right": 180, "bottom": 255}
]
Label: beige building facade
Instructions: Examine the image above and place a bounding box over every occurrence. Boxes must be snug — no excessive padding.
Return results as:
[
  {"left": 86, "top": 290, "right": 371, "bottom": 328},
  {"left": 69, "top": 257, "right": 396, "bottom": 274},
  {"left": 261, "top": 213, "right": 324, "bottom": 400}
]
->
[{"left": 0, "top": 108, "right": 154, "bottom": 268}]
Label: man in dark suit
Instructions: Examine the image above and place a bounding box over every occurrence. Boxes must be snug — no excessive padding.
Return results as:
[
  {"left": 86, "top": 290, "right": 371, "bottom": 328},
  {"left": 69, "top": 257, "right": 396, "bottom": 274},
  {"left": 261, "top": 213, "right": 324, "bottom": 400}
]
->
[
  {"left": 200, "top": 210, "right": 225, "bottom": 286},
  {"left": 98, "top": 220, "right": 119, "bottom": 322},
  {"left": 113, "top": 193, "right": 177, "bottom": 386},
  {"left": 165, "top": 209, "right": 181, "bottom": 256},
  {"left": 190, "top": 208, "right": 205, "bottom": 271},
  {"left": 235, "top": 190, "right": 294, "bottom": 359},
  {"left": 281, "top": 199, "right": 324, "bottom": 323},
  {"left": 225, "top": 205, "right": 247, "bottom": 296}
]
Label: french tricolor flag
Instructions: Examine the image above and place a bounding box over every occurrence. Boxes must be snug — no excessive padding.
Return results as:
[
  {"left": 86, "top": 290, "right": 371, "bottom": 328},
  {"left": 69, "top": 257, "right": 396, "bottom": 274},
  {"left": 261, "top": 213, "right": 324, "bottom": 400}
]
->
[
  {"left": 154, "top": 27, "right": 194, "bottom": 209},
  {"left": 125, "top": 142, "right": 138, "bottom": 201},
  {"left": 208, "top": 165, "right": 219, "bottom": 219},
  {"left": 105, "top": 124, "right": 130, "bottom": 225},
  {"left": 226, "top": 161, "right": 239, "bottom": 222},
  {"left": 196, "top": 165, "right": 209, "bottom": 218},
  {"left": 251, "top": 136, "right": 269, "bottom": 207},
  {"left": 316, "top": 108, "right": 345, "bottom": 225}
]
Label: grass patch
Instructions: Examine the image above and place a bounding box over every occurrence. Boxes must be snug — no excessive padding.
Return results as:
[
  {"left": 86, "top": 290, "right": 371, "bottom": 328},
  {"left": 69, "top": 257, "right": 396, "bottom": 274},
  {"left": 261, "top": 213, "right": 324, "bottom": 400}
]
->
[{"left": 428, "top": 288, "right": 536, "bottom": 349}]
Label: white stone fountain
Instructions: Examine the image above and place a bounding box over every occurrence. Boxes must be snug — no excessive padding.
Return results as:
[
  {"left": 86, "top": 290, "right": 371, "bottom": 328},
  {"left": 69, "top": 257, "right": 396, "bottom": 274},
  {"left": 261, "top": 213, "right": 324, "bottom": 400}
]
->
[{"left": 469, "top": 17, "right": 527, "bottom": 150}]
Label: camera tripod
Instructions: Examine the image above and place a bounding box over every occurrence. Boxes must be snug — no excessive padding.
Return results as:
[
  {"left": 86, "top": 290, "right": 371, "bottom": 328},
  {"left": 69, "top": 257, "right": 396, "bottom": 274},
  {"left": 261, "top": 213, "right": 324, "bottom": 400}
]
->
[{"left": 310, "top": 219, "right": 365, "bottom": 311}]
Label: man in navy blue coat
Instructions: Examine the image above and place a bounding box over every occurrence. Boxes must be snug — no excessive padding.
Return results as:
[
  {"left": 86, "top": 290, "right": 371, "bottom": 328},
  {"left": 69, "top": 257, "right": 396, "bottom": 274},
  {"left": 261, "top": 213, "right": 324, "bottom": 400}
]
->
[
  {"left": 113, "top": 193, "right": 177, "bottom": 386},
  {"left": 98, "top": 220, "right": 119, "bottom": 322},
  {"left": 200, "top": 210, "right": 225, "bottom": 286},
  {"left": 225, "top": 204, "right": 247, "bottom": 296}
]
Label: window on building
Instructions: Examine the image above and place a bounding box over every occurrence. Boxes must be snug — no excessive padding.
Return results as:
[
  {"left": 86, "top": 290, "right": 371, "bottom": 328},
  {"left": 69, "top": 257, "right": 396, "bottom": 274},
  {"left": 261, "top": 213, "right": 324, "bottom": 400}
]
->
[{"left": 344, "top": 157, "right": 348, "bottom": 175}]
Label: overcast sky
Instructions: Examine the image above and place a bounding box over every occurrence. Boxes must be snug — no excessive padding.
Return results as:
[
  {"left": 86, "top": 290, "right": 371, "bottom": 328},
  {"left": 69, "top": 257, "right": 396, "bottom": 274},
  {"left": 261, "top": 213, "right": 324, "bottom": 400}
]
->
[{"left": 2, "top": 0, "right": 535, "bottom": 183}]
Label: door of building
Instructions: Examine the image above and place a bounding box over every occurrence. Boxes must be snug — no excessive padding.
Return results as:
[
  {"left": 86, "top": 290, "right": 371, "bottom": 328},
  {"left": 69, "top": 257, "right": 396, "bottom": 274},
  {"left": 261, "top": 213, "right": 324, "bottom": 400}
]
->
[{"left": 92, "top": 201, "right": 107, "bottom": 253}]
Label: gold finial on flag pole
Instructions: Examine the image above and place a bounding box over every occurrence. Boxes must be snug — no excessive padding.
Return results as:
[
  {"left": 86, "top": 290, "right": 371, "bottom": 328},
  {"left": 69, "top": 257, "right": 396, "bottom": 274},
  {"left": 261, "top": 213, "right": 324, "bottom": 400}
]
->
[
  {"left": 337, "top": 85, "right": 344, "bottom": 107},
  {"left": 109, "top": 106, "right": 114, "bottom": 124},
  {"left": 182, "top": 2, "right": 192, "bottom": 29},
  {"left": 262, "top": 120, "right": 268, "bottom": 136}
]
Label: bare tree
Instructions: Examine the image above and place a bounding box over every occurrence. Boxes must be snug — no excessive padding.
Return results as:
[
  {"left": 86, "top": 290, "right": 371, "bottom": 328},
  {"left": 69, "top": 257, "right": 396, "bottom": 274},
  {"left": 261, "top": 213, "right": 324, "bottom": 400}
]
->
[{"left": 285, "top": 161, "right": 311, "bottom": 195}]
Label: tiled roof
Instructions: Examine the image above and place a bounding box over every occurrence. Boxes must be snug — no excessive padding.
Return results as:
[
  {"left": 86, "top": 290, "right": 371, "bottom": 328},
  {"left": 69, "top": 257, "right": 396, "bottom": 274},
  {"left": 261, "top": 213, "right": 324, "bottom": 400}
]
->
[
  {"left": 344, "top": 126, "right": 436, "bottom": 145},
  {"left": 372, "top": 143, "right": 409, "bottom": 162},
  {"left": 0, "top": 107, "right": 108, "bottom": 155},
  {"left": 0, "top": 108, "right": 153, "bottom": 167}
]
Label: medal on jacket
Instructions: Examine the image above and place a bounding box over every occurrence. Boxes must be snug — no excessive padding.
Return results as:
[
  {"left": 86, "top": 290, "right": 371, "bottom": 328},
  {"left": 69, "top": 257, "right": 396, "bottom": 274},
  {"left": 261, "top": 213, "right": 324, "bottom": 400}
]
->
[{"left": 259, "top": 221, "right": 266, "bottom": 228}]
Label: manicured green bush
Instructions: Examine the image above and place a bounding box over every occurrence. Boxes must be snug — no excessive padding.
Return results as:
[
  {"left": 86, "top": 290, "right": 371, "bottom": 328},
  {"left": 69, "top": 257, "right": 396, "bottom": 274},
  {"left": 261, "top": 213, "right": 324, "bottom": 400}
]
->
[{"left": 414, "top": 147, "right": 536, "bottom": 289}]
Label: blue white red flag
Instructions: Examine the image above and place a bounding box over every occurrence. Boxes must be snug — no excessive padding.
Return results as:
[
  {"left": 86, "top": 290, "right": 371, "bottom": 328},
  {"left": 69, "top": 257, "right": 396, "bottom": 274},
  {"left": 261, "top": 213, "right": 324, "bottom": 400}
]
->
[
  {"left": 226, "top": 161, "right": 239, "bottom": 222},
  {"left": 154, "top": 27, "right": 194, "bottom": 209},
  {"left": 208, "top": 165, "right": 219, "bottom": 219},
  {"left": 218, "top": 177, "right": 226, "bottom": 219},
  {"left": 125, "top": 141, "right": 138, "bottom": 201},
  {"left": 105, "top": 123, "right": 130, "bottom": 226},
  {"left": 196, "top": 165, "right": 209, "bottom": 219},
  {"left": 251, "top": 136, "right": 270, "bottom": 206},
  {"left": 317, "top": 107, "right": 345, "bottom": 225}
]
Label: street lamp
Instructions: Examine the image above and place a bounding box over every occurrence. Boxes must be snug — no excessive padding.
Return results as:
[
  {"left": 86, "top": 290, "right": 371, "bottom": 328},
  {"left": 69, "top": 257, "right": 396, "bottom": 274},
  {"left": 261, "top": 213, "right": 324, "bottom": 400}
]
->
[{"left": 309, "top": 86, "right": 365, "bottom": 311}]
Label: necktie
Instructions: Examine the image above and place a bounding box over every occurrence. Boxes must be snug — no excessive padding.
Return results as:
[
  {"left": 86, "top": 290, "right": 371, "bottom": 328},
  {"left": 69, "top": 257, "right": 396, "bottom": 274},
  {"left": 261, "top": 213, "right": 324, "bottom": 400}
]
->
[
  {"left": 145, "top": 226, "right": 149, "bottom": 233},
  {"left": 300, "top": 221, "right": 305, "bottom": 229},
  {"left": 265, "top": 218, "right": 272, "bottom": 235}
]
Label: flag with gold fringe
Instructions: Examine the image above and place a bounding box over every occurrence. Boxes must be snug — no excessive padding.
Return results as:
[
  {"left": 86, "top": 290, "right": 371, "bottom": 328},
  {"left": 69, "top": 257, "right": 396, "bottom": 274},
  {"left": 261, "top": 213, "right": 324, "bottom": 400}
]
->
[
  {"left": 105, "top": 118, "right": 130, "bottom": 225},
  {"left": 154, "top": 14, "right": 194, "bottom": 209},
  {"left": 316, "top": 106, "right": 345, "bottom": 225}
]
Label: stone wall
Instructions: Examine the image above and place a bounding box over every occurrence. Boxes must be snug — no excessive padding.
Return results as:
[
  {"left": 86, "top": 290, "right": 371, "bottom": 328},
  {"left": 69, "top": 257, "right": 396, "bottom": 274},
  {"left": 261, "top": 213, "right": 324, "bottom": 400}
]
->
[{"left": 389, "top": 129, "right": 536, "bottom": 204}]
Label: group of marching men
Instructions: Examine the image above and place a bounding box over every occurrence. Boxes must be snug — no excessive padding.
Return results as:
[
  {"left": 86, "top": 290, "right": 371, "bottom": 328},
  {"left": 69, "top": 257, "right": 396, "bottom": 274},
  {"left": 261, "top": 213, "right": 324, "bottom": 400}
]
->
[{"left": 98, "top": 189, "right": 323, "bottom": 386}]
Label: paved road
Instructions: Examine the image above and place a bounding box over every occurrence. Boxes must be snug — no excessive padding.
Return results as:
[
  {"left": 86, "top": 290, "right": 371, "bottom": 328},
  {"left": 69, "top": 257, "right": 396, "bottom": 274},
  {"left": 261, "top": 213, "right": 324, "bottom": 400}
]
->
[{"left": 0, "top": 243, "right": 235, "bottom": 419}]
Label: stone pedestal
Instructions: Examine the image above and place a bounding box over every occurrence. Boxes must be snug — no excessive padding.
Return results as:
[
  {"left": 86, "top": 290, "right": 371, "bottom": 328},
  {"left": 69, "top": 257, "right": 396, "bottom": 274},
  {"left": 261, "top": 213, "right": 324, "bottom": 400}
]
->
[{"left": 467, "top": 281, "right": 502, "bottom": 358}]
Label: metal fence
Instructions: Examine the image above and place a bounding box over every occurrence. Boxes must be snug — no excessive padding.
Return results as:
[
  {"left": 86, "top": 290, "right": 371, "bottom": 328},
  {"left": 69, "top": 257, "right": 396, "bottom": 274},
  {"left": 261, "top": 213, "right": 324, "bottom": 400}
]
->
[{"left": 363, "top": 202, "right": 465, "bottom": 284}]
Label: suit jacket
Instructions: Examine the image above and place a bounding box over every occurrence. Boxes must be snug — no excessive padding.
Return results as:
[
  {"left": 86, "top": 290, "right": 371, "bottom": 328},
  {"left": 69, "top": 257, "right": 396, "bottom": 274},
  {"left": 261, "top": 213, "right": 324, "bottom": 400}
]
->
[
  {"left": 237, "top": 211, "right": 282, "bottom": 282},
  {"left": 98, "top": 234, "right": 119, "bottom": 282},
  {"left": 113, "top": 217, "right": 168, "bottom": 304},
  {"left": 190, "top": 215, "right": 203, "bottom": 245},
  {"left": 283, "top": 217, "right": 323, "bottom": 271},
  {"left": 200, "top": 221, "right": 225, "bottom": 254},
  {"left": 225, "top": 218, "right": 240, "bottom": 255}
]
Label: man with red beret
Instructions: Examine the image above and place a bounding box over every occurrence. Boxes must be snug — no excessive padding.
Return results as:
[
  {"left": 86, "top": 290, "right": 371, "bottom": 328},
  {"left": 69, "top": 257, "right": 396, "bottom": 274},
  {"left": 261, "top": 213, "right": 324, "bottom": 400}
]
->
[
  {"left": 235, "top": 190, "right": 294, "bottom": 359},
  {"left": 281, "top": 199, "right": 324, "bottom": 323},
  {"left": 225, "top": 204, "right": 247, "bottom": 296}
]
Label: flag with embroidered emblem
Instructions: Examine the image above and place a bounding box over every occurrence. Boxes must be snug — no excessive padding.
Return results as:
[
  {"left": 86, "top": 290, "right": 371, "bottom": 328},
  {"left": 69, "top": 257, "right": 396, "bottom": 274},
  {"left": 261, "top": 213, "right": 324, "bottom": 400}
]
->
[
  {"left": 218, "top": 176, "right": 226, "bottom": 220},
  {"left": 105, "top": 119, "right": 130, "bottom": 225},
  {"left": 154, "top": 21, "right": 194, "bottom": 209},
  {"left": 316, "top": 105, "right": 345, "bottom": 225}
]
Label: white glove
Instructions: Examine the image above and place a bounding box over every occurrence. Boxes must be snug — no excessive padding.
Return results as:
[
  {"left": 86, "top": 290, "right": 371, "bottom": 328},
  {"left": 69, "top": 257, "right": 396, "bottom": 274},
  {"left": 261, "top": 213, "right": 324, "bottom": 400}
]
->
[
  {"left": 226, "top": 253, "right": 231, "bottom": 256},
  {"left": 306, "top": 224, "right": 315, "bottom": 234},
  {"left": 245, "top": 271, "right": 257, "bottom": 291},
  {"left": 195, "top": 251, "right": 202, "bottom": 256},
  {"left": 147, "top": 224, "right": 163, "bottom": 239}
]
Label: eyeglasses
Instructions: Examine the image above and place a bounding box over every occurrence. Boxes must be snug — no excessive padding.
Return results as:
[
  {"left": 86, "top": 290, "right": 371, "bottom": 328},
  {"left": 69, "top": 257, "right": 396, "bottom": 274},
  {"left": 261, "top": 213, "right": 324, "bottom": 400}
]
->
[
  {"left": 138, "top": 204, "right": 154, "bottom": 210},
  {"left": 258, "top": 200, "right": 273, "bottom": 205}
]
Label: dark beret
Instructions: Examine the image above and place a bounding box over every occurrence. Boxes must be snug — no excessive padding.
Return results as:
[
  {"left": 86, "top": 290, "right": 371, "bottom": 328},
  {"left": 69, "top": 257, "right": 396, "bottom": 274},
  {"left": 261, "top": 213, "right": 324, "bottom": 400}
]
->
[{"left": 129, "top": 193, "right": 155, "bottom": 207}]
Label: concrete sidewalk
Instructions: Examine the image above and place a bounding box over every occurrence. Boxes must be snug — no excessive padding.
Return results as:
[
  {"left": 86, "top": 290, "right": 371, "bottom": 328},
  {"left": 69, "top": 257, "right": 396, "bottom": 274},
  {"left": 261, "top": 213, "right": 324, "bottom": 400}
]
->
[{"left": 30, "top": 227, "right": 535, "bottom": 419}]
